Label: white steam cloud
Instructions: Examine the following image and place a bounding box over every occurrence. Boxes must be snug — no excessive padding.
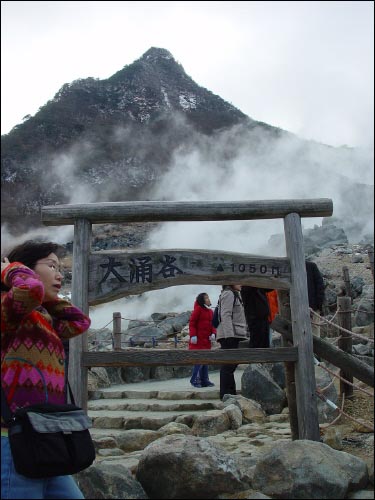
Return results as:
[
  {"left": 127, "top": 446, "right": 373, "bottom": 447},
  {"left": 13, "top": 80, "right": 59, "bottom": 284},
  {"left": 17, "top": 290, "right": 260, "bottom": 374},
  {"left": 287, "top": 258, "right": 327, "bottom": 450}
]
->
[
  {"left": 89, "top": 123, "right": 373, "bottom": 329},
  {"left": 2, "top": 117, "right": 373, "bottom": 330},
  {"left": 1, "top": 224, "right": 74, "bottom": 257}
]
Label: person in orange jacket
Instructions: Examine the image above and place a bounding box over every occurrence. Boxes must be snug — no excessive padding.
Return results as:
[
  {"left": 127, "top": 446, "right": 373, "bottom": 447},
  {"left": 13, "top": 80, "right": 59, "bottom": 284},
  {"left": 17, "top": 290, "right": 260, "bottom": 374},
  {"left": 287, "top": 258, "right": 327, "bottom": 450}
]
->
[
  {"left": 266, "top": 290, "right": 279, "bottom": 324},
  {"left": 241, "top": 286, "right": 278, "bottom": 348}
]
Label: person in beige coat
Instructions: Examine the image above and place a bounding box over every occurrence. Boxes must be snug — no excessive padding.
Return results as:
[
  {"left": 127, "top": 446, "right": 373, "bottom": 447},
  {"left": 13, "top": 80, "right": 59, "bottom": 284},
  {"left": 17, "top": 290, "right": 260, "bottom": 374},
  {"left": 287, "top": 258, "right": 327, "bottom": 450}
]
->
[{"left": 216, "top": 285, "right": 248, "bottom": 399}]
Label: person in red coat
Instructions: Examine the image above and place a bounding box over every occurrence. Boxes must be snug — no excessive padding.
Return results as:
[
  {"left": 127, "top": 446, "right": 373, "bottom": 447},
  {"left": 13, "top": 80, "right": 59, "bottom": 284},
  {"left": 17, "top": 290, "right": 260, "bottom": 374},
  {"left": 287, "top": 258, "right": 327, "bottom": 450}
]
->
[{"left": 189, "top": 292, "right": 216, "bottom": 387}]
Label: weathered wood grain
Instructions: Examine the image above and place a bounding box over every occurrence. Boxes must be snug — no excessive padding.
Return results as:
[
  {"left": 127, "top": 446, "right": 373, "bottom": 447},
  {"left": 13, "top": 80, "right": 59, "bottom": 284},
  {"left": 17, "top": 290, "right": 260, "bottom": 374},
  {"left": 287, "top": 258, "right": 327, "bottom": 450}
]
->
[
  {"left": 284, "top": 212, "right": 320, "bottom": 441},
  {"left": 278, "top": 289, "right": 299, "bottom": 440},
  {"left": 337, "top": 296, "right": 354, "bottom": 397},
  {"left": 88, "top": 249, "right": 291, "bottom": 305},
  {"left": 82, "top": 347, "right": 298, "bottom": 367},
  {"left": 41, "top": 199, "right": 333, "bottom": 225},
  {"left": 69, "top": 218, "right": 91, "bottom": 410}
]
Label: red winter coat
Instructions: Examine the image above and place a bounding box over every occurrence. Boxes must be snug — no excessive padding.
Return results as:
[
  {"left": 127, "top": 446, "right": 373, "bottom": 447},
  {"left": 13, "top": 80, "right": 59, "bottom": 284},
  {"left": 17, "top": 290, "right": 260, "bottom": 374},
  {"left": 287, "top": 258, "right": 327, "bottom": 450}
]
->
[{"left": 189, "top": 302, "right": 216, "bottom": 350}]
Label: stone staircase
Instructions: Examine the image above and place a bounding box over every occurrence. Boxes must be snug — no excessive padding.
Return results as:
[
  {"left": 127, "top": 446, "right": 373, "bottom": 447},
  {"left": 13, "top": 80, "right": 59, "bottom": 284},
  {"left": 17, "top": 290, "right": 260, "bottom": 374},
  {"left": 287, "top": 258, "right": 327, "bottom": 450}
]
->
[
  {"left": 87, "top": 378, "right": 229, "bottom": 471},
  {"left": 89, "top": 388, "right": 223, "bottom": 430},
  {"left": 86, "top": 367, "right": 294, "bottom": 473}
]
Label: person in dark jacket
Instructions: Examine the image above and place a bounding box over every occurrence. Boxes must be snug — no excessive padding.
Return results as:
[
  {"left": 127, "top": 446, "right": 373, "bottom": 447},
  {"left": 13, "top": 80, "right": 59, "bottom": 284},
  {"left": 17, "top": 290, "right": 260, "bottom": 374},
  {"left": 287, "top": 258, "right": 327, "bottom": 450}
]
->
[
  {"left": 188, "top": 292, "right": 216, "bottom": 388},
  {"left": 241, "top": 286, "right": 274, "bottom": 348},
  {"left": 306, "top": 260, "right": 325, "bottom": 337}
]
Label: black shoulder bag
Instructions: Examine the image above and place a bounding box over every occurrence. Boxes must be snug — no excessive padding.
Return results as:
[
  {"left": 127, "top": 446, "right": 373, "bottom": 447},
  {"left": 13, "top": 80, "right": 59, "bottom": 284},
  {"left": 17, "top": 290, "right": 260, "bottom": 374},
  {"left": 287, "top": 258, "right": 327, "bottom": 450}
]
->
[{"left": 1, "top": 358, "right": 96, "bottom": 478}]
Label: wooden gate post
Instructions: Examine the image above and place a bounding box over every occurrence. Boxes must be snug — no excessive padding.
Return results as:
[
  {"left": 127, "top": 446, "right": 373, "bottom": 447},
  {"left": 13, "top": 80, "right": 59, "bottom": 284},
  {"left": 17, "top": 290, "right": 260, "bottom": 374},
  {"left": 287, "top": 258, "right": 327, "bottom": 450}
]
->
[
  {"left": 337, "top": 296, "right": 353, "bottom": 398},
  {"left": 284, "top": 213, "right": 320, "bottom": 441},
  {"left": 342, "top": 266, "right": 352, "bottom": 303},
  {"left": 278, "top": 290, "right": 299, "bottom": 440},
  {"left": 113, "top": 312, "right": 122, "bottom": 351},
  {"left": 70, "top": 218, "right": 91, "bottom": 411}
]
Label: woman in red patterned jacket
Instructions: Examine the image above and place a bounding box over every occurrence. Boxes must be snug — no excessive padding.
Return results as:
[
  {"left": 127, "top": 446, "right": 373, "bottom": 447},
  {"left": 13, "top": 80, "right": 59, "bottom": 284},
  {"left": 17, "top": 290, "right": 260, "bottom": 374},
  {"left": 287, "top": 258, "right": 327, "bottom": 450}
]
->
[
  {"left": 1, "top": 240, "right": 91, "bottom": 499},
  {"left": 188, "top": 292, "right": 216, "bottom": 388}
]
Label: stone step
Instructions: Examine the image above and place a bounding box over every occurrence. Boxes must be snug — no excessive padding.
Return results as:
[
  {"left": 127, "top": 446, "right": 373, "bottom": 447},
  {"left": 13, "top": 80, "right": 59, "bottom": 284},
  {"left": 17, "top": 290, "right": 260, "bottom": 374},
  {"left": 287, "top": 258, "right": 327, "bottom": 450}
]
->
[
  {"left": 88, "top": 397, "right": 223, "bottom": 412},
  {"left": 92, "top": 388, "right": 221, "bottom": 400},
  {"left": 89, "top": 408, "right": 213, "bottom": 430}
]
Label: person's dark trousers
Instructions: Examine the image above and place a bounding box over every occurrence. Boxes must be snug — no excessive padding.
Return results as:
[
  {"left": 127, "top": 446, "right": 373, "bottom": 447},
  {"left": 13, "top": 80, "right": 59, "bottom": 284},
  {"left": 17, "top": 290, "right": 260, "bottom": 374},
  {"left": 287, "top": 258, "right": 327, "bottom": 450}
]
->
[
  {"left": 190, "top": 364, "right": 202, "bottom": 384},
  {"left": 248, "top": 319, "right": 270, "bottom": 348},
  {"left": 218, "top": 337, "right": 240, "bottom": 399},
  {"left": 200, "top": 365, "right": 209, "bottom": 384}
]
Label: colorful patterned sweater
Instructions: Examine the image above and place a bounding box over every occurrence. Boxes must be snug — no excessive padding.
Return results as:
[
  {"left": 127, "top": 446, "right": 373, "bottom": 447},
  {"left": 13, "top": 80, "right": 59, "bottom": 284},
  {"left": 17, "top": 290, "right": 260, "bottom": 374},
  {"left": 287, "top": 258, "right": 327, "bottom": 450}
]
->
[{"left": 1, "top": 262, "right": 91, "bottom": 432}]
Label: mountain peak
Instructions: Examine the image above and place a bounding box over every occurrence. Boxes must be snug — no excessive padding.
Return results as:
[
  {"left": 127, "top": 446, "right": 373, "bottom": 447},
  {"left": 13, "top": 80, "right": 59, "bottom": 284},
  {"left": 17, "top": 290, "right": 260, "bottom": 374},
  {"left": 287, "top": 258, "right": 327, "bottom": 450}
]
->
[{"left": 140, "top": 47, "right": 174, "bottom": 63}]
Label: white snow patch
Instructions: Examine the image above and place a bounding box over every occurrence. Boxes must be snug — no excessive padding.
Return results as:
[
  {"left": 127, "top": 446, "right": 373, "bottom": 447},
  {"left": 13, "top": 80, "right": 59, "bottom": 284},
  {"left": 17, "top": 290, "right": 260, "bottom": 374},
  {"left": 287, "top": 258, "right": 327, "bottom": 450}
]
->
[
  {"left": 161, "top": 87, "right": 171, "bottom": 108},
  {"left": 179, "top": 94, "right": 197, "bottom": 110}
]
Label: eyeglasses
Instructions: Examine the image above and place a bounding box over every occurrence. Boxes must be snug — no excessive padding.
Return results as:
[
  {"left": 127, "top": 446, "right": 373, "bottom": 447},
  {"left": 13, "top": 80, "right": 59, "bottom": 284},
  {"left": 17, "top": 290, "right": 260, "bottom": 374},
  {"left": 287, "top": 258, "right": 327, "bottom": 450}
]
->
[{"left": 36, "top": 260, "right": 63, "bottom": 274}]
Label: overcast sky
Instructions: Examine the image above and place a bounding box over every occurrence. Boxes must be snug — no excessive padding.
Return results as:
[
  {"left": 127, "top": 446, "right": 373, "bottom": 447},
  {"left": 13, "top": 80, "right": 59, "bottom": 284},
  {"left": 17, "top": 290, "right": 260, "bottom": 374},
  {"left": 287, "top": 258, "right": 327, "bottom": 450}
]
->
[{"left": 1, "top": 1, "right": 374, "bottom": 148}]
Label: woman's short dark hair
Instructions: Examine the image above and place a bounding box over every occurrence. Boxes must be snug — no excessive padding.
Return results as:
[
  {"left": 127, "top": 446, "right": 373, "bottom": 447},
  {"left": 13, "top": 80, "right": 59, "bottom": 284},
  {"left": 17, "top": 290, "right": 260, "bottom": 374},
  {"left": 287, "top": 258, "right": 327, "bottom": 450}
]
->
[
  {"left": 222, "top": 285, "right": 233, "bottom": 290},
  {"left": 196, "top": 292, "right": 208, "bottom": 308},
  {"left": 1, "top": 240, "right": 64, "bottom": 291}
]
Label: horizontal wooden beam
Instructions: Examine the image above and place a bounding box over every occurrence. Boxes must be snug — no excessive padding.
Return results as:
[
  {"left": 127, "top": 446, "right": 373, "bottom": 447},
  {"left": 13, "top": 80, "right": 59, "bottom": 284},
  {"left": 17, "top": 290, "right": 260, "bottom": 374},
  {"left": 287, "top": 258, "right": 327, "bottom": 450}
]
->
[
  {"left": 272, "top": 316, "right": 374, "bottom": 388},
  {"left": 82, "top": 347, "right": 298, "bottom": 367},
  {"left": 41, "top": 199, "right": 333, "bottom": 225},
  {"left": 88, "top": 249, "right": 291, "bottom": 305}
]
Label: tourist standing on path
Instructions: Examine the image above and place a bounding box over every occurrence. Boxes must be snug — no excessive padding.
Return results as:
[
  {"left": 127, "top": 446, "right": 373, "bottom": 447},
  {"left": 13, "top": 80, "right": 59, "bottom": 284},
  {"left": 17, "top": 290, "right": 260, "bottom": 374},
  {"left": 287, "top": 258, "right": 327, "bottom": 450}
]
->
[
  {"left": 189, "top": 293, "right": 216, "bottom": 388},
  {"left": 216, "top": 285, "right": 248, "bottom": 399},
  {"left": 1, "top": 240, "right": 91, "bottom": 499}
]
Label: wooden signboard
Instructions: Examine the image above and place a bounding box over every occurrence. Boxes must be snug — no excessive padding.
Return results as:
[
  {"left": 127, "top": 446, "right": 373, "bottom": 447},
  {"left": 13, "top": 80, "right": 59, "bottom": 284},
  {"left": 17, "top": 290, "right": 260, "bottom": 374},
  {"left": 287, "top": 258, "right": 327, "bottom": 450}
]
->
[{"left": 88, "top": 249, "right": 291, "bottom": 305}]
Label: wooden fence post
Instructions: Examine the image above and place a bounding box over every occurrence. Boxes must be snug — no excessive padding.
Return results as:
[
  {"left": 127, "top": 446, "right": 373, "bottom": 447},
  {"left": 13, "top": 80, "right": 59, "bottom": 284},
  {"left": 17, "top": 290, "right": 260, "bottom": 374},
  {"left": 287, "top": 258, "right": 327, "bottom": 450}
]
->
[
  {"left": 337, "top": 296, "right": 353, "bottom": 398},
  {"left": 368, "top": 247, "right": 374, "bottom": 280},
  {"left": 277, "top": 290, "right": 299, "bottom": 440},
  {"left": 113, "top": 312, "right": 122, "bottom": 351},
  {"left": 342, "top": 266, "right": 352, "bottom": 302},
  {"left": 284, "top": 212, "right": 320, "bottom": 441}
]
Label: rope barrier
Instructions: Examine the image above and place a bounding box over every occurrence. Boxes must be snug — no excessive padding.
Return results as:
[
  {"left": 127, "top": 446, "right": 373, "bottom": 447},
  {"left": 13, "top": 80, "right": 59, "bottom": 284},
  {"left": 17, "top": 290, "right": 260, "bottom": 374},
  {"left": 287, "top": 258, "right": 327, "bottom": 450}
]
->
[
  {"left": 323, "top": 392, "right": 345, "bottom": 429},
  {"left": 121, "top": 317, "right": 156, "bottom": 323},
  {"left": 98, "top": 318, "right": 114, "bottom": 330},
  {"left": 314, "top": 357, "right": 374, "bottom": 397},
  {"left": 310, "top": 309, "right": 374, "bottom": 343},
  {"left": 316, "top": 389, "right": 374, "bottom": 432}
]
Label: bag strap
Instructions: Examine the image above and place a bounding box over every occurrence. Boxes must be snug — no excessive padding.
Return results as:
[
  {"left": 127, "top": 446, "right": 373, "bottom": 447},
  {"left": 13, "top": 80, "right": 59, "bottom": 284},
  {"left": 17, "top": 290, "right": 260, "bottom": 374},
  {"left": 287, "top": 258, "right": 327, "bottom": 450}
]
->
[
  {"left": 1, "top": 357, "right": 77, "bottom": 420},
  {"left": 217, "top": 291, "right": 237, "bottom": 323},
  {"left": 5, "top": 356, "right": 49, "bottom": 403},
  {"left": 1, "top": 380, "right": 76, "bottom": 421},
  {"left": 1, "top": 385, "right": 13, "bottom": 424},
  {"left": 66, "top": 381, "right": 76, "bottom": 405}
]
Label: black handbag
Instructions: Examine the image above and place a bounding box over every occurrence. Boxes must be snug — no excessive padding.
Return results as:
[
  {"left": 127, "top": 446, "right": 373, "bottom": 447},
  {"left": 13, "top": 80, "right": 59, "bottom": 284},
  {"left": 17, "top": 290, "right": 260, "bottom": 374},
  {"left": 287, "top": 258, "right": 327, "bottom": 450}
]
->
[{"left": 1, "top": 377, "right": 96, "bottom": 478}]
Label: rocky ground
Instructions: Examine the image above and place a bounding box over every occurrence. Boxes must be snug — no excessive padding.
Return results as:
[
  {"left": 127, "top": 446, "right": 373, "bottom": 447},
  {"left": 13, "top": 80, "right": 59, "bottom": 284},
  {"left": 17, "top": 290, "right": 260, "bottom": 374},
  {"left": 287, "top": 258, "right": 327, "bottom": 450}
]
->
[{"left": 335, "top": 385, "right": 374, "bottom": 462}]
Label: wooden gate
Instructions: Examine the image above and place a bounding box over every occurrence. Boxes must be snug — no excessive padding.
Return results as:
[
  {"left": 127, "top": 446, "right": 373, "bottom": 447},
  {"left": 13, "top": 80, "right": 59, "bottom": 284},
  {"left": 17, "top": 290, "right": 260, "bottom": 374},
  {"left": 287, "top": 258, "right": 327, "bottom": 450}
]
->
[{"left": 42, "top": 198, "right": 333, "bottom": 441}]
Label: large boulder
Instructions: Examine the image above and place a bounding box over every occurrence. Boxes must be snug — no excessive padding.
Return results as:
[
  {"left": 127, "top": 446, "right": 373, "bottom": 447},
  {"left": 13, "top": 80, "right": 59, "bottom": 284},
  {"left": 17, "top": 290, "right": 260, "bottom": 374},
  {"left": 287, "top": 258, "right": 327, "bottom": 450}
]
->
[
  {"left": 126, "top": 325, "right": 167, "bottom": 345},
  {"left": 88, "top": 367, "right": 111, "bottom": 392},
  {"left": 136, "top": 434, "right": 249, "bottom": 499},
  {"left": 191, "top": 409, "right": 231, "bottom": 436},
  {"left": 75, "top": 462, "right": 147, "bottom": 499},
  {"left": 252, "top": 439, "right": 368, "bottom": 499},
  {"left": 222, "top": 394, "right": 267, "bottom": 423},
  {"left": 354, "top": 285, "right": 374, "bottom": 326},
  {"left": 241, "top": 364, "right": 287, "bottom": 414},
  {"left": 157, "top": 311, "right": 191, "bottom": 334},
  {"left": 121, "top": 366, "right": 152, "bottom": 383}
]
